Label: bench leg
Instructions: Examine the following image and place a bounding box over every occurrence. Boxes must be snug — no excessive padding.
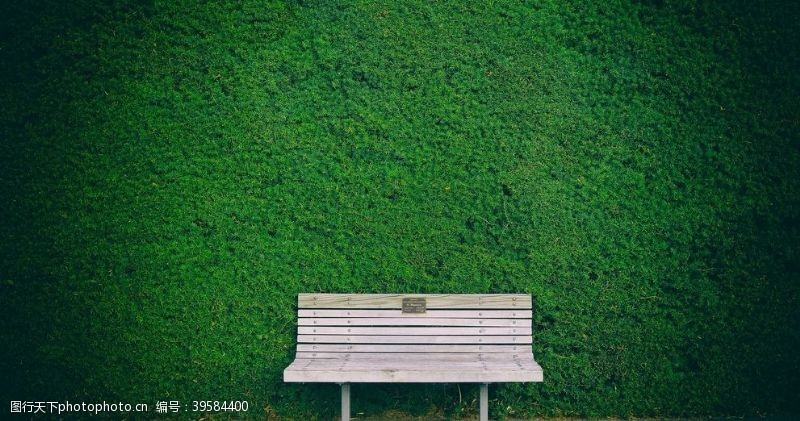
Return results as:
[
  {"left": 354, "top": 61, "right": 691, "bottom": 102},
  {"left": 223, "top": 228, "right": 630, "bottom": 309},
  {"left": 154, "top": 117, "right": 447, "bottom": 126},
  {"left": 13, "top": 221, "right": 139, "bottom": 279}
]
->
[
  {"left": 480, "top": 383, "right": 489, "bottom": 421},
  {"left": 341, "top": 383, "right": 350, "bottom": 421}
]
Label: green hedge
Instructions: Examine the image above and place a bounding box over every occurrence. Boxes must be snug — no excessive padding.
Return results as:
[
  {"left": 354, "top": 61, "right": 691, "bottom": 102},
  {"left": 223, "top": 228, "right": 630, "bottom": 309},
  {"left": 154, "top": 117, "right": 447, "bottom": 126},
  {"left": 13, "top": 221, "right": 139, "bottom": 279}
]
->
[{"left": 1, "top": 0, "right": 798, "bottom": 418}]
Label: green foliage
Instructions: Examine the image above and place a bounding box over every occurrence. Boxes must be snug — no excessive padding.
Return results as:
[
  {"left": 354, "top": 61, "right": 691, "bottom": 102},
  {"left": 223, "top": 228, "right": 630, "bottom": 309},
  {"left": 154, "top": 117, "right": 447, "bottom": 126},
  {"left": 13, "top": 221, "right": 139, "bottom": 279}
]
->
[{"left": 1, "top": 0, "right": 798, "bottom": 418}]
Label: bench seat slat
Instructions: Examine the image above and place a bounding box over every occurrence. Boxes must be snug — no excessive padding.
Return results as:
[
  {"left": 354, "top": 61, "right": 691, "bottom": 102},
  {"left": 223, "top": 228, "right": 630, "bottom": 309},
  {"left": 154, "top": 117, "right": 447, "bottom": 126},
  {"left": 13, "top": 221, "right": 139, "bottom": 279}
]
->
[
  {"left": 299, "top": 294, "right": 531, "bottom": 309},
  {"left": 284, "top": 365, "right": 543, "bottom": 383},
  {"left": 294, "top": 352, "right": 535, "bottom": 362},
  {"left": 296, "top": 344, "right": 531, "bottom": 353},
  {"left": 303, "top": 360, "right": 535, "bottom": 371},
  {"left": 299, "top": 318, "right": 531, "bottom": 327},
  {"left": 292, "top": 359, "right": 537, "bottom": 367},
  {"left": 297, "top": 335, "right": 532, "bottom": 344},
  {"left": 298, "top": 310, "right": 532, "bottom": 318},
  {"left": 285, "top": 358, "right": 540, "bottom": 372},
  {"left": 298, "top": 326, "right": 531, "bottom": 335}
]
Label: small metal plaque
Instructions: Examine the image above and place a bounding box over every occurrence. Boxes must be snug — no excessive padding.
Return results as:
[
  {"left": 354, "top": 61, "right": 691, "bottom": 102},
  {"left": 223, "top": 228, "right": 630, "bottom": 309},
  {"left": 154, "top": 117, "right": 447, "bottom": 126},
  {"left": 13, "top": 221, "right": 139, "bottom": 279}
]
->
[{"left": 402, "top": 297, "right": 426, "bottom": 313}]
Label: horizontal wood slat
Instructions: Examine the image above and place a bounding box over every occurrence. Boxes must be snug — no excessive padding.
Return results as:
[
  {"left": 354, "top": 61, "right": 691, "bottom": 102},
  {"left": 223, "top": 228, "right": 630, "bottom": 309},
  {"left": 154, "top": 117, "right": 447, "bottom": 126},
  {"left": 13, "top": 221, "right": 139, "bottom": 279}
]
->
[
  {"left": 299, "top": 359, "right": 535, "bottom": 371},
  {"left": 298, "top": 326, "right": 531, "bottom": 335},
  {"left": 294, "top": 352, "right": 534, "bottom": 362},
  {"left": 296, "top": 344, "right": 532, "bottom": 353},
  {"left": 299, "top": 294, "right": 531, "bottom": 309},
  {"left": 299, "top": 318, "right": 531, "bottom": 327},
  {"left": 284, "top": 367, "right": 543, "bottom": 383},
  {"left": 288, "top": 359, "right": 539, "bottom": 370},
  {"left": 297, "top": 335, "right": 532, "bottom": 344},
  {"left": 298, "top": 310, "right": 532, "bottom": 318}
]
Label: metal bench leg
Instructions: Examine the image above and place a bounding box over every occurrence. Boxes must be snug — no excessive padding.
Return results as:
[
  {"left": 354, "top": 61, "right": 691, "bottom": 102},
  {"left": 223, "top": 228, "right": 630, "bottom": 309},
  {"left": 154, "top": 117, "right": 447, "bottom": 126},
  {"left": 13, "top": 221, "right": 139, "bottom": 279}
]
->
[
  {"left": 480, "top": 383, "right": 489, "bottom": 421},
  {"left": 341, "top": 383, "right": 350, "bottom": 421}
]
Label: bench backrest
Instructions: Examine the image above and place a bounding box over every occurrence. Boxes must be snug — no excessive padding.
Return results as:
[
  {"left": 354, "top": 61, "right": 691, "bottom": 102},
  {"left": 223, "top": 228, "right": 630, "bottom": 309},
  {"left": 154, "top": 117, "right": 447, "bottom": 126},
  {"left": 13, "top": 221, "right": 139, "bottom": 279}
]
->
[{"left": 295, "top": 293, "right": 533, "bottom": 355}]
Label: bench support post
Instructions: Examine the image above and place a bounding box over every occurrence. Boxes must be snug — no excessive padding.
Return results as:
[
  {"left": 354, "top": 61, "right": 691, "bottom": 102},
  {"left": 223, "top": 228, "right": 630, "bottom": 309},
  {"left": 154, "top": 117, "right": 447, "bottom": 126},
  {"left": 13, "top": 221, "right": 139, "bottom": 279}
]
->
[
  {"left": 480, "top": 383, "right": 489, "bottom": 421},
  {"left": 341, "top": 383, "right": 350, "bottom": 421}
]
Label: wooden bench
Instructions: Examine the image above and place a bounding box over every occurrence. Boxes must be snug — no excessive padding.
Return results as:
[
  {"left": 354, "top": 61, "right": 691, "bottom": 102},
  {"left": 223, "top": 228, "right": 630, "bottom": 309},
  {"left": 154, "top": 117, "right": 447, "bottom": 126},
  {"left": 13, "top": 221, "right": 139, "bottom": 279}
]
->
[{"left": 284, "top": 294, "right": 543, "bottom": 420}]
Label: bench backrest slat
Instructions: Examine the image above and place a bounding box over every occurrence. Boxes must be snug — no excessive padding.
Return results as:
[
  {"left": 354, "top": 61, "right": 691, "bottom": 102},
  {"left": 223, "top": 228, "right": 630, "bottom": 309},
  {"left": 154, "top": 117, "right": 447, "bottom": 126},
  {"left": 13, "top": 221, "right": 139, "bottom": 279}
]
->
[
  {"left": 295, "top": 294, "right": 534, "bottom": 353},
  {"left": 299, "top": 294, "right": 531, "bottom": 309},
  {"left": 296, "top": 344, "right": 529, "bottom": 352},
  {"left": 300, "top": 318, "right": 531, "bottom": 327},
  {"left": 298, "top": 310, "right": 531, "bottom": 318}
]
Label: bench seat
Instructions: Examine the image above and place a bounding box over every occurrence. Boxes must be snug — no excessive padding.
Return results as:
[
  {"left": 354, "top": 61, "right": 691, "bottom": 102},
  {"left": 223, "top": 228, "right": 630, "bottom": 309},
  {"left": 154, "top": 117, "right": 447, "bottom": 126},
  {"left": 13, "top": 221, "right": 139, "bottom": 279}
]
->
[{"left": 285, "top": 352, "right": 543, "bottom": 383}]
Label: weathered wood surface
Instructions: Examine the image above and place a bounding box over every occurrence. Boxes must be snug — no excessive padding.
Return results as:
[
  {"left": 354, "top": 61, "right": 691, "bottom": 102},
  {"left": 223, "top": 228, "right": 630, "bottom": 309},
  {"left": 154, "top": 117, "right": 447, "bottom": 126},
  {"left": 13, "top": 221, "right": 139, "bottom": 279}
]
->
[
  {"left": 298, "top": 309, "right": 532, "bottom": 318},
  {"left": 297, "top": 326, "right": 532, "bottom": 335},
  {"left": 297, "top": 335, "right": 532, "bottom": 344},
  {"left": 285, "top": 294, "right": 542, "bottom": 384},
  {"left": 285, "top": 356, "right": 540, "bottom": 368},
  {"left": 298, "top": 294, "right": 531, "bottom": 309},
  {"left": 299, "top": 317, "right": 531, "bottom": 326},
  {"left": 294, "top": 352, "right": 535, "bottom": 361},
  {"left": 287, "top": 358, "right": 538, "bottom": 368},
  {"left": 284, "top": 365, "right": 543, "bottom": 383},
  {"left": 296, "top": 344, "right": 532, "bottom": 353}
]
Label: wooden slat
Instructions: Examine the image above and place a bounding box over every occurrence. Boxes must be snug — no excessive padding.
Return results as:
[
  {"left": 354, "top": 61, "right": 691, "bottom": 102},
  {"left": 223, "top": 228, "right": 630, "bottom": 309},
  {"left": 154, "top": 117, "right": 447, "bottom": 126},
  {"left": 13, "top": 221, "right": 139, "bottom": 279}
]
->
[
  {"left": 294, "top": 352, "right": 535, "bottom": 362},
  {"left": 298, "top": 326, "right": 531, "bottom": 335},
  {"left": 298, "top": 294, "right": 531, "bottom": 309},
  {"left": 335, "top": 362, "right": 537, "bottom": 370},
  {"left": 289, "top": 358, "right": 539, "bottom": 371},
  {"left": 299, "top": 318, "right": 531, "bottom": 327},
  {"left": 284, "top": 366, "right": 543, "bottom": 383},
  {"left": 296, "top": 344, "right": 532, "bottom": 353},
  {"left": 298, "top": 310, "right": 532, "bottom": 318},
  {"left": 297, "top": 335, "right": 531, "bottom": 344}
]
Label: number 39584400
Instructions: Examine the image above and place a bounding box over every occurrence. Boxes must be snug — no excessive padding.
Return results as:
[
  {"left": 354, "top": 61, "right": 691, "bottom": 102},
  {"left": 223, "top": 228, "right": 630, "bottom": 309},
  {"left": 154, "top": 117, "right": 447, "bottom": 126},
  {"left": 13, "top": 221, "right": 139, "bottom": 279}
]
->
[{"left": 192, "top": 401, "right": 248, "bottom": 412}]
